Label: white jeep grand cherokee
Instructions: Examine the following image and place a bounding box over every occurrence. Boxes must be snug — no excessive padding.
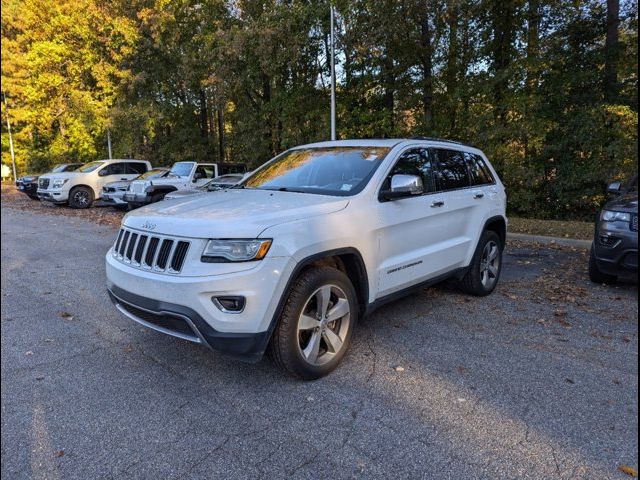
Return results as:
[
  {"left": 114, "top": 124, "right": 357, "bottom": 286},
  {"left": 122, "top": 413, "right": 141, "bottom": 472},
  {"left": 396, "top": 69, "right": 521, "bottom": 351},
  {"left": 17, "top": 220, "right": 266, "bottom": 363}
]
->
[{"left": 106, "top": 139, "right": 507, "bottom": 379}]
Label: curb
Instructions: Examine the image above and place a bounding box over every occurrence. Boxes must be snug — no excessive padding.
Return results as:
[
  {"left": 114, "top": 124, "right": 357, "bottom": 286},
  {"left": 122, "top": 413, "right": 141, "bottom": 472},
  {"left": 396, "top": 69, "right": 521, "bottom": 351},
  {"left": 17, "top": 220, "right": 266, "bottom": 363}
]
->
[{"left": 507, "top": 232, "right": 591, "bottom": 249}]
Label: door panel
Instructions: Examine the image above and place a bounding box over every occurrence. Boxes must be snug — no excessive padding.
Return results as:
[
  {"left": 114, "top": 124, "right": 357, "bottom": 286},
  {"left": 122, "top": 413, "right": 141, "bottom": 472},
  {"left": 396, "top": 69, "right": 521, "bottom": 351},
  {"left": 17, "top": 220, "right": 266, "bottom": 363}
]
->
[{"left": 374, "top": 148, "right": 464, "bottom": 297}]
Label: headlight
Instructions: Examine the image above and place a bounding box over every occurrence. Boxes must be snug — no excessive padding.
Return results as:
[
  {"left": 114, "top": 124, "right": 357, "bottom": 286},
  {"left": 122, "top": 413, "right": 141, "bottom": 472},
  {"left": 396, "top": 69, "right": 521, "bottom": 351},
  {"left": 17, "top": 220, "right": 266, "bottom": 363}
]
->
[
  {"left": 601, "top": 210, "right": 631, "bottom": 222},
  {"left": 202, "top": 239, "right": 272, "bottom": 263},
  {"left": 52, "top": 179, "right": 69, "bottom": 189}
]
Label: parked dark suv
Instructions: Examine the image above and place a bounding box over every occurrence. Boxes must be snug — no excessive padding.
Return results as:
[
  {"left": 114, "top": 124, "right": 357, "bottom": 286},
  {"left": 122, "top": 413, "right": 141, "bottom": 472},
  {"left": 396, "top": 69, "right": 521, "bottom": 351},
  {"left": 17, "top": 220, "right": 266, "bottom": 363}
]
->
[
  {"left": 589, "top": 175, "right": 638, "bottom": 283},
  {"left": 15, "top": 163, "right": 83, "bottom": 200}
]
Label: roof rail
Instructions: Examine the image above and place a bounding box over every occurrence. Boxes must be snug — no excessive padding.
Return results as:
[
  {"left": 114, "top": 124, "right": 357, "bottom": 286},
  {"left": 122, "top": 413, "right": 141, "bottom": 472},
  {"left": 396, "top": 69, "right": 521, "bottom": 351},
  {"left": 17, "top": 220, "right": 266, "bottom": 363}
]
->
[{"left": 408, "top": 136, "right": 468, "bottom": 146}]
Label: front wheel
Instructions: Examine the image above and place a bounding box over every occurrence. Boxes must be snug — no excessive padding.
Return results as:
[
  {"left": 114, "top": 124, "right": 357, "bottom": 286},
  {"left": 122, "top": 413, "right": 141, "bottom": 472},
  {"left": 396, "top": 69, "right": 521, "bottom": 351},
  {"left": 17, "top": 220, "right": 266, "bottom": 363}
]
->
[
  {"left": 269, "top": 267, "right": 358, "bottom": 380},
  {"left": 68, "top": 186, "right": 94, "bottom": 209},
  {"left": 458, "top": 230, "right": 503, "bottom": 296}
]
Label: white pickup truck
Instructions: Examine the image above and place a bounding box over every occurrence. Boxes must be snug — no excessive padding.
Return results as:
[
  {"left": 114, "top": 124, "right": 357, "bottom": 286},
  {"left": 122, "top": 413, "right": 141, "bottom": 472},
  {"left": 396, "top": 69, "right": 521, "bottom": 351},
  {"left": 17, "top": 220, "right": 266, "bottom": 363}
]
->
[{"left": 123, "top": 161, "right": 246, "bottom": 208}]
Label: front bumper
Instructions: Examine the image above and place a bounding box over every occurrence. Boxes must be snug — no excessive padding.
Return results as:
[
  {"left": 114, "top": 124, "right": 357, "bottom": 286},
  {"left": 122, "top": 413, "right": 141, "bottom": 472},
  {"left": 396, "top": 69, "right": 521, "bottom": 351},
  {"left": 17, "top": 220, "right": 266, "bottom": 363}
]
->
[
  {"left": 101, "top": 191, "right": 128, "bottom": 205},
  {"left": 106, "top": 251, "right": 296, "bottom": 361},
  {"left": 37, "top": 188, "right": 69, "bottom": 203},
  {"left": 16, "top": 182, "right": 38, "bottom": 195},
  {"left": 123, "top": 192, "right": 152, "bottom": 206},
  {"left": 592, "top": 221, "right": 638, "bottom": 278}
]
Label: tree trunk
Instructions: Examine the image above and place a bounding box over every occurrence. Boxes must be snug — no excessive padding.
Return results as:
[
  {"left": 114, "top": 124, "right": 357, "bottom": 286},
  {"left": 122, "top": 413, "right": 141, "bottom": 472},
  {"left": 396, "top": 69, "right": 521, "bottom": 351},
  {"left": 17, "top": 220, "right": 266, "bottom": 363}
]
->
[
  {"left": 199, "top": 89, "right": 208, "bottom": 137},
  {"left": 420, "top": 6, "right": 434, "bottom": 132},
  {"left": 446, "top": 0, "right": 459, "bottom": 133},
  {"left": 604, "top": 0, "right": 620, "bottom": 102},
  {"left": 217, "top": 104, "right": 225, "bottom": 163},
  {"left": 526, "top": 0, "right": 540, "bottom": 94}
]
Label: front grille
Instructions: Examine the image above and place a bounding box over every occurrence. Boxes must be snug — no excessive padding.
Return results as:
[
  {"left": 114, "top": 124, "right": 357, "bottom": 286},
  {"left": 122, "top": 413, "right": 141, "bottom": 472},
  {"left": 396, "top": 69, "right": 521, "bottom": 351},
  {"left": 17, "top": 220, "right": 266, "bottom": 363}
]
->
[
  {"left": 631, "top": 214, "right": 638, "bottom": 232},
  {"left": 113, "top": 228, "right": 190, "bottom": 273},
  {"left": 38, "top": 178, "right": 50, "bottom": 189}
]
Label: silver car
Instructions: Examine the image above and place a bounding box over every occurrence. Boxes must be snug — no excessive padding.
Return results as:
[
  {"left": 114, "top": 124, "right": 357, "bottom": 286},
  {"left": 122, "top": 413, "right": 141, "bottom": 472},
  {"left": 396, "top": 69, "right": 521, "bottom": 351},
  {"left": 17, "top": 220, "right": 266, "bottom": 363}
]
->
[
  {"left": 101, "top": 168, "right": 170, "bottom": 209},
  {"left": 164, "top": 174, "right": 245, "bottom": 200}
]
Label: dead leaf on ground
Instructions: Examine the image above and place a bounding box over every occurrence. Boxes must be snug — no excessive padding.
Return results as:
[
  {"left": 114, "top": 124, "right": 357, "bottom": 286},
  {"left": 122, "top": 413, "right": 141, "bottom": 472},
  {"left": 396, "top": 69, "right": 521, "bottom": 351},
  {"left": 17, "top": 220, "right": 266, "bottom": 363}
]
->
[
  {"left": 618, "top": 465, "right": 638, "bottom": 477},
  {"left": 123, "top": 345, "right": 133, "bottom": 353},
  {"left": 55, "top": 450, "right": 65, "bottom": 458},
  {"left": 58, "top": 311, "right": 74, "bottom": 320}
]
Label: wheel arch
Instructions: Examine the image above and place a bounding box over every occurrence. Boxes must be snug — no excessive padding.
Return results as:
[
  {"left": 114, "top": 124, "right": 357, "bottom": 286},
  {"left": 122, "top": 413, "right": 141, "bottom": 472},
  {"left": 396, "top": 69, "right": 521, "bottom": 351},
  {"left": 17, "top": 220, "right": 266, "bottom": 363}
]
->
[
  {"left": 483, "top": 215, "right": 507, "bottom": 249},
  {"left": 267, "top": 247, "right": 369, "bottom": 340}
]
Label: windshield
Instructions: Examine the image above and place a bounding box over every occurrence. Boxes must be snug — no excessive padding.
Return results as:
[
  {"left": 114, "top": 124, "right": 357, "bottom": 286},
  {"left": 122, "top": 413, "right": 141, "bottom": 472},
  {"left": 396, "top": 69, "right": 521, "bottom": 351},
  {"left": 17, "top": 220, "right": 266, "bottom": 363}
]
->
[
  {"left": 139, "top": 169, "right": 169, "bottom": 180},
  {"left": 76, "top": 161, "right": 105, "bottom": 173},
  {"left": 51, "top": 164, "right": 76, "bottom": 173},
  {"left": 170, "top": 162, "right": 195, "bottom": 177},
  {"left": 243, "top": 147, "right": 390, "bottom": 196}
]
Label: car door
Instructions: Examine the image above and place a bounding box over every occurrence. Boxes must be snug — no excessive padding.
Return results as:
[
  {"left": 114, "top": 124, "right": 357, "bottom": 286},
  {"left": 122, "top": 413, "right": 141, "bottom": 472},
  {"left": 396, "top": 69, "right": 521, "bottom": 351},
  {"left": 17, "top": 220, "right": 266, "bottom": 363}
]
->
[
  {"left": 430, "top": 148, "right": 486, "bottom": 267},
  {"left": 193, "top": 165, "right": 215, "bottom": 187},
  {"left": 96, "top": 162, "right": 128, "bottom": 191},
  {"left": 375, "top": 147, "right": 458, "bottom": 297}
]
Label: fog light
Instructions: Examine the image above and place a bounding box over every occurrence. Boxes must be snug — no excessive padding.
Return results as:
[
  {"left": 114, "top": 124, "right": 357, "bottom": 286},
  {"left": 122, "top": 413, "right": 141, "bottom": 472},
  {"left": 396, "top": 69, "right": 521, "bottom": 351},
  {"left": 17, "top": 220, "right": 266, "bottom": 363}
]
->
[
  {"left": 212, "top": 296, "right": 246, "bottom": 313},
  {"left": 599, "top": 234, "right": 620, "bottom": 248}
]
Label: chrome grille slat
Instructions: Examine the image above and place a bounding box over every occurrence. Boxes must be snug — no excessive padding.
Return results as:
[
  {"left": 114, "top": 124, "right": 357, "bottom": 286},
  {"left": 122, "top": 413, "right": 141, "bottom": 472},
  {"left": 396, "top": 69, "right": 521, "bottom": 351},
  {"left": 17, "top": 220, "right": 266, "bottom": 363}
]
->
[{"left": 114, "top": 227, "right": 191, "bottom": 273}]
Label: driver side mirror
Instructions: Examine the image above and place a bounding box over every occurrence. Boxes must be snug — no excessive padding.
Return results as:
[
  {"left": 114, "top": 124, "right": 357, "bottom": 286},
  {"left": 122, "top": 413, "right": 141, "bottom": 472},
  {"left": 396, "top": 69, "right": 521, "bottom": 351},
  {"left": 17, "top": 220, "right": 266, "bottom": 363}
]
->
[
  {"left": 379, "top": 174, "right": 424, "bottom": 201},
  {"left": 607, "top": 181, "right": 622, "bottom": 194},
  {"left": 98, "top": 169, "right": 109, "bottom": 177},
  {"left": 193, "top": 173, "right": 204, "bottom": 182}
]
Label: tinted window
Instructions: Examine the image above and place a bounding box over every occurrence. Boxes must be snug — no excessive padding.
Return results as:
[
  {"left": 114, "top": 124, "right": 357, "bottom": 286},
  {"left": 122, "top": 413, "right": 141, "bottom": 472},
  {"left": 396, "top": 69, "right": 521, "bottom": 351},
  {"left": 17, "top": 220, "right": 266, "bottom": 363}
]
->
[
  {"left": 465, "top": 153, "right": 494, "bottom": 186},
  {"left": 101, "top": 162, "right": 127, "bottom": 175},
  {"left": 127, "top": 162, "right": 148, "bottom": 175},
  {"left": 382, "top": 148, "right": 436, "bottom": 193},
  {"left": 433, "top": 149, "right": 470, "bottom": 190}
]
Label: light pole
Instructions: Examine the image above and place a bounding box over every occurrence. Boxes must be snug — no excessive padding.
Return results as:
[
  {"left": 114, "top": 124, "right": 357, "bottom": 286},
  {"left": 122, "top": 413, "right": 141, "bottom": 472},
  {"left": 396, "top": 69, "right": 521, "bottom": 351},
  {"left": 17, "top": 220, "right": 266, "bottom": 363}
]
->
[
  {"left": 330, "top": 4, "right": 336, "bottom": 141},
  {"left": 2, "top": 91, "right": 17, "bottom": 181}
]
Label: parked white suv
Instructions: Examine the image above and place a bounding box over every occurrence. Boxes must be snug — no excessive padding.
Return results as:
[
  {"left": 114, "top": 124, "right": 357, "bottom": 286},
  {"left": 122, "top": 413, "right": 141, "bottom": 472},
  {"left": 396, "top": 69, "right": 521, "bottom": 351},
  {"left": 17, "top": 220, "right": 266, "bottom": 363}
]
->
[
  {"left": 124, "top": 161, "right": 247, "bottom": 208},
  {"left": 38, "top": 159, "right": 152, "bottom": 208},
  {"left": 106, "top": 139, "right": 507, "bottom": 379}
]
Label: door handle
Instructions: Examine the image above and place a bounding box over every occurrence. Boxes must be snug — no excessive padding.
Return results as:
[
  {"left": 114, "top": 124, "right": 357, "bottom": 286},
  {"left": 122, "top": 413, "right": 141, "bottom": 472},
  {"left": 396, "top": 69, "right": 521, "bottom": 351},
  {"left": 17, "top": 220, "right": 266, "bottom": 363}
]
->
[
  {"left": 120, "top": 178, "right": 128, "bottom": 180},
  {"left": 431, "top": 201, "right": 445, "bottom": 208},
  {"left": 473, "top": 193, "right": 485, "bottom": 199}
]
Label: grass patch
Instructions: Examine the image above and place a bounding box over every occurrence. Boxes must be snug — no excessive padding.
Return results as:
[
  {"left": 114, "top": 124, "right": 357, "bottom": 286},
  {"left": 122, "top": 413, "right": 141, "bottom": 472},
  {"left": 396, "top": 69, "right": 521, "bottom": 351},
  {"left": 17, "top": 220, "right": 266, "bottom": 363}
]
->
[{"left": 509, "top": 217, "right": 594, "bottom": 240}]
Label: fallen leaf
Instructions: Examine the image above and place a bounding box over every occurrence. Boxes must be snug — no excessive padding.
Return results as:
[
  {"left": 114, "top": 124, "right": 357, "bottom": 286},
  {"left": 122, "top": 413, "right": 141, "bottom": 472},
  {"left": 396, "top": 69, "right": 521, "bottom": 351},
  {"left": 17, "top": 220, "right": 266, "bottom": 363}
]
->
[
  {"left": 123, "top": 345, "right": 133, "bottom": 353},
  {"left": 58, "top": 311, "right": 74, "bottom": 320},
  {"left": 393, "top": 366, "right": 405, "bottom": 372},
  {"left": 618, "top": 465, "right": 638, "bottom": 477},
  {"left": 25, "top": 351, "right": 33, "bottom": 356},
  {"left": 55, "top": 450, "right": 65, "bottom": 458}
]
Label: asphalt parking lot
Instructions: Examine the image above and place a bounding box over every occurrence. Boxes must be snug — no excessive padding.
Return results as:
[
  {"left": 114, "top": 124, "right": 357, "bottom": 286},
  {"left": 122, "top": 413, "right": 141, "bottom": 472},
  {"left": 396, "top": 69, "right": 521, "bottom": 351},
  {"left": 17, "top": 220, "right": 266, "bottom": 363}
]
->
[{"left": 1, "top": 203, "right": 638, "bottom": 480}]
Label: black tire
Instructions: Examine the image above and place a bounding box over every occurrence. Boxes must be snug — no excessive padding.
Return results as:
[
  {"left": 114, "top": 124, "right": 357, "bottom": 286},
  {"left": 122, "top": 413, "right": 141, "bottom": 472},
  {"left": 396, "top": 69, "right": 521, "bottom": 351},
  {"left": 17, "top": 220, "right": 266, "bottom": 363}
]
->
[
  {"left": 588, "top": 245, "right": 617, "bottom": 284},
  {"left": 269, "top": 267, "right": 358, "bottom": 380},
  {"left": 458, "top": 230, "right": 503, "bottom": 296},
  {"left": 27, "top": 194, "right": 40, "bottom": 201},
  {"left": 68, "top": 186, "right": 94, "bottom": 209}
]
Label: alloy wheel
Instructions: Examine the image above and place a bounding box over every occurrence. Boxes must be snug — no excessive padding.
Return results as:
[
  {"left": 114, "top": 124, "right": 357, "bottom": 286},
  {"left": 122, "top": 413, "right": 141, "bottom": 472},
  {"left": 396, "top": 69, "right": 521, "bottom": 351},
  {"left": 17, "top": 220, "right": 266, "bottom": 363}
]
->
[
  {"left": 479, "top": 240, "right": 500, "bottom": 288},
  {"left": 297, "top": 284, "right": 350, "bottom": 366}
]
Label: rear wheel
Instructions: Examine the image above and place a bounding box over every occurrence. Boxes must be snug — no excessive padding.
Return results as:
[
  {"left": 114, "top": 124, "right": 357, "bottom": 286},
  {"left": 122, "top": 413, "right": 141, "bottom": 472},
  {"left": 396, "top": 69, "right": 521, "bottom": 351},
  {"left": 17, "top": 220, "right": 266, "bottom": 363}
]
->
[
  {"left": 269, "top": 267, "right": 357, "bottom": 380},
  {"left": 588, "top": 245, "right": 617, "bottom": 284},
  {"left": 458, "top": 230, "right": 503, "bottom": 296},
  {"left": 68, "top": 186, "right": 94, "bottom": 209}
]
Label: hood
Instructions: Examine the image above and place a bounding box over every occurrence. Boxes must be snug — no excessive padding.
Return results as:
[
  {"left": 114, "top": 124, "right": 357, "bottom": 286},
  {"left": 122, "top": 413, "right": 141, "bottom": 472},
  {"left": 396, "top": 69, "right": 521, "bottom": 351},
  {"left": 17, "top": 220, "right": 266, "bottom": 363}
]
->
[
  {"left": 19, "top": 175, "right": 40, "bottom": 182},
  {"left": 104, "top": 180, "right": 132, "bottom": 189},
  {"left": 165, "top": 188, "right": 204, "bottom": 199},
  {"left": 123, "top": 189, "right": 349, "bottom": 238},
  {"left": 39, "top": 171, "right": 82, "bottom": 181},
  {"left": 605, "top": 193, "right": 638, "bottom": 213}
]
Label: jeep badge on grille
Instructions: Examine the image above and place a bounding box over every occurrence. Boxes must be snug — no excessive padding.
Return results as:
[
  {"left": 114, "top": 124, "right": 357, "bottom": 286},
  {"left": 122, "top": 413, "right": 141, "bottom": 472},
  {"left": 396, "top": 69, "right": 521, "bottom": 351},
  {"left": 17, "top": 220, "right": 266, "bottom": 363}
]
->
[{"left": 141, "top": 221, "right": 157, "bottom": 231}]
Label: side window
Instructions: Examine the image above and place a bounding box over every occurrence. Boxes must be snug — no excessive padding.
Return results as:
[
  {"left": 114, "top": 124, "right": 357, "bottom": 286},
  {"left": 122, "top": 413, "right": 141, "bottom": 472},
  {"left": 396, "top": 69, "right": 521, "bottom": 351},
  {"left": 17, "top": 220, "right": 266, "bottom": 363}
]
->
[
  {"left": 382, "top": 148, "right": 437, "bottom": 193},
  {"left": 465, "top": 153, "right": 494, "bottom": 186},
  {"left": 195, "top": 165, "right": 215, "bottom": 179},
  {"left": 101, "top": 162, "right": 126, "bottom": 175},
  {"left": 127, "top": 162, "right": 148, "bottom": 175},
  {"left": 433, "top": 149, "right": 470, "bottom": 190}
]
